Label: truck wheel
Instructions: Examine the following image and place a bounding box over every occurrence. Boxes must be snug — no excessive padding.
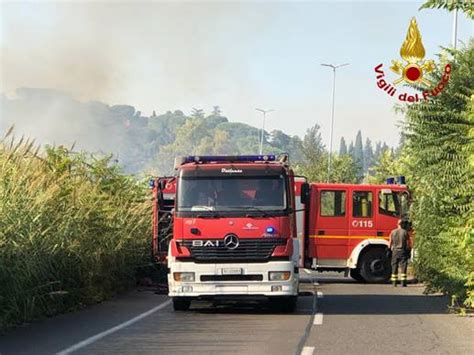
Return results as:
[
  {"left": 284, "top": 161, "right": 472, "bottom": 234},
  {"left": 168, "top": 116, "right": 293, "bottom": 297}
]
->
[
  {"left": 360, "top": 249, "right": 391, "bottom": 283},
  {"left": 172, "top": 297, "right": 191, "bottom": 311},
  {"left": 350, "top": 268, "right": 366, "bottom": 283},
  {"left": 269, "top": 296, "right": 297, "bottom": 313}
]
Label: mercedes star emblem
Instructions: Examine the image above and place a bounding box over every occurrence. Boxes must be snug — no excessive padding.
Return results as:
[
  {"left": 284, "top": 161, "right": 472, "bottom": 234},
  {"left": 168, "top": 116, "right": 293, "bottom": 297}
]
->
[{"left": 224, "top": 234, "right": 239, "bottom": 250}]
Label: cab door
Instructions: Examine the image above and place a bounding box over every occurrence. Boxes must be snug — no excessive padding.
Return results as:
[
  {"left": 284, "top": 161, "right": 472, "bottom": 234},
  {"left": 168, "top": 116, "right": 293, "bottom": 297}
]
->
[
  {"left": 349, "top": 187, "right": 377, "bottom": 240},
  {"left": 312, "top": 186, "right": 349, "bottom": 266}
]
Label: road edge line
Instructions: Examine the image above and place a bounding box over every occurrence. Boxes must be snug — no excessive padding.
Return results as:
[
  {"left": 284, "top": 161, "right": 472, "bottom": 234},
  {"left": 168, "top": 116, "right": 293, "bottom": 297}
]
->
[
  {"left": 313, "top": 312, "right": 324, "bottom": 325},
  {"left": 301, "top": 346, "right": 315, "bottom": 355},
  {"left": 56, "top": 299, "right": 172, "bottom": 355},
  {"left": 295, "top": 277, "right": 318, "bottom": 355}
]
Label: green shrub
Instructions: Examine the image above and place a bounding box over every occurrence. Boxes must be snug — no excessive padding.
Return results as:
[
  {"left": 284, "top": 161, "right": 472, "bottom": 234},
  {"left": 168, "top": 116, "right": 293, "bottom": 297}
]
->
[
  {"left": 0, "top": 133, "right": 151, "bottom": 329},
  {"left": 403, "top": 42, "right": 474, "bottom": 310}
]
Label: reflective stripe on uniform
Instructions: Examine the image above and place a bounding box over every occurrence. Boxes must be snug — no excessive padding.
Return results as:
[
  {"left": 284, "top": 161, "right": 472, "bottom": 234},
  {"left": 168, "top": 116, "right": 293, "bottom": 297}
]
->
[
  {"left": 390, "top": 274, "right": 398, "bottom": 281},
  {"left": 400, "top": 273, "right": 407, "bottom": 280}
]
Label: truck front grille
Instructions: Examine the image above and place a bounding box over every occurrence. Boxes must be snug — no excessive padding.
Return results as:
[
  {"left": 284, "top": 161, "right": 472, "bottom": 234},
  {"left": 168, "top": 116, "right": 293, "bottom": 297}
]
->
[
  {"left": 179, "top": 238, "right": 287, "bottom": 262},
  {"left": 200, "top": 275, "right": 263, "bottom": 282}
]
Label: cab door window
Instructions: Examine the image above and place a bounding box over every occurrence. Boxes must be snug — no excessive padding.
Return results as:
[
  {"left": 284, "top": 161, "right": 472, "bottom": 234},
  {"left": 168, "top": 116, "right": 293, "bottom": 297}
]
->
[
  {"left": 378, "top": 192, "right": 400, "bottom": 217},
  {"left": 353, "top": 191, "right": 373, "bottom": 217},
  {"left": 320, "top": 190, "right": 346, "bottom": 216}
]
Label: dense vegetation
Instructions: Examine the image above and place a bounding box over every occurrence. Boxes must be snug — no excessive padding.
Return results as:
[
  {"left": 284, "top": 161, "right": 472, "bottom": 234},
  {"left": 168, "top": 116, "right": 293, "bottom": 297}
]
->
[
  {"left": 406, "top": 41, "right": 473, "bottom": 310},
  {"left": 370, "top": 40, "right": 473, "bottom": 310},
  {"left": 0, "top": 132, "right": 151, "bottom": 329}
]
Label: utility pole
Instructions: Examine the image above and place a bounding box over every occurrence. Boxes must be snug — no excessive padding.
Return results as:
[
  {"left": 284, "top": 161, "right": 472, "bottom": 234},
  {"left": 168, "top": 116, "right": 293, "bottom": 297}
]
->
[
  {"left": 255, "top": 108, "right": 274, "bottom": 155},
  {"left": 321, "top": 63, "right": 349, "bottom": 182}
]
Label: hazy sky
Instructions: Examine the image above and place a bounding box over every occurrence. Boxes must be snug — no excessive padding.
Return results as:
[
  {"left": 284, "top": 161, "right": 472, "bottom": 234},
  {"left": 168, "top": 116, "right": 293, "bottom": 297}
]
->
[{"left": 1, "top": 0, "right": 472, "bottom": 147}]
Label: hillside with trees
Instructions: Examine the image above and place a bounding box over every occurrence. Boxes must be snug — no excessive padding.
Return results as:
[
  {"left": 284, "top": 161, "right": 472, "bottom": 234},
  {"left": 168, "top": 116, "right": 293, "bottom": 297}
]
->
[{"left": 1, "top": 89, "right": 387, "bottom": 182}]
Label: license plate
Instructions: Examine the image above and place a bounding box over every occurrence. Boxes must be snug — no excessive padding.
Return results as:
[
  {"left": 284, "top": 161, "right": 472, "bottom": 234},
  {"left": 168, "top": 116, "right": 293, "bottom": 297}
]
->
[{"left": 222, "top": 268, "right": 242, "bottom": 275}]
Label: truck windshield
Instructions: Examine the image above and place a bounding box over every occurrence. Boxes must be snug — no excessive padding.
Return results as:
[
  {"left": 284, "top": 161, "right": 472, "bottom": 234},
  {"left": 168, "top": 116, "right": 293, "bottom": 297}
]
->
[{"left": 177, "top": 175, "right": 287, "bottom": 213}]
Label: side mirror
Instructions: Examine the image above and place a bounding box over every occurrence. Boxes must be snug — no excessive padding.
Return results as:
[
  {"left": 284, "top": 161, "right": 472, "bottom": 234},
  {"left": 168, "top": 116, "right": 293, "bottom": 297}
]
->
[{"left": 300, "top": 182, "right": 310, "bottom": 204}]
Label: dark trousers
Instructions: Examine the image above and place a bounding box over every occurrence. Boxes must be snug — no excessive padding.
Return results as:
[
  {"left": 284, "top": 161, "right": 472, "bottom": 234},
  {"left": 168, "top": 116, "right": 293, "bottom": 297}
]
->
[{"left": 391, "top": 249, "right": 408, "bottom": 283}]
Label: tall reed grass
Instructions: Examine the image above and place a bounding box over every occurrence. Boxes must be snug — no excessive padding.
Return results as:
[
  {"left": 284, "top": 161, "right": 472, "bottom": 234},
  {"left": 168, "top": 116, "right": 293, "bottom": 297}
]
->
[{"left": 0, "top": 130, "right": 151, "bottom": 329}]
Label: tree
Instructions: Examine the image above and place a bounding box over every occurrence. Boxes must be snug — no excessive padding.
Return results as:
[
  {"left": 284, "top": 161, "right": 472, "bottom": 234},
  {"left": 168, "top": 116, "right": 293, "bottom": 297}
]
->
[
  {"left": 211, "top": 105, "right": 222, "bottom": 116},
  {"left": 298, "top": 124, "right": 326, "bottom": 182},
  {"left": 402, "top": 40, "right": 474, "bottom": 308},
  {"left": 330, "top": 154, "right": 358, "bottom": 183},
  {"left": 348, "top": 141, "right": 354, "bottom": 156},
  {"left": 339, "top": 137, "right": 348, "bottom": 155},
  {"left": 191, "top": 108, "right": 205, "bottom": 119},
  {"left": 353, "top": 130, "right": 364, "bottom": 181},
  {"left": 374, "top": 141, "right": 382, "bottom": 161},
  {"left": 367, "top": 149, "right": 408, "bottom": 184},
  {"left": 363, "top": 138, "right": 374, "bottom": 172},
  {"left": 302, "top": 124, "right": 325, "bottom": 163},
  {"left": 420, "top": 0, "right": 474, "bottom": 19}
]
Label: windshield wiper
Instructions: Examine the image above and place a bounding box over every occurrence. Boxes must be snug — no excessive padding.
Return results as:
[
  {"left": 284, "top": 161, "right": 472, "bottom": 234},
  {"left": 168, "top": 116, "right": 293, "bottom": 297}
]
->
[
  {"left": 191, "top": 206, "right": 221, "bottom": 218},
  {"left": 231, "top": 206, "right": 270, "bottom": 217}
]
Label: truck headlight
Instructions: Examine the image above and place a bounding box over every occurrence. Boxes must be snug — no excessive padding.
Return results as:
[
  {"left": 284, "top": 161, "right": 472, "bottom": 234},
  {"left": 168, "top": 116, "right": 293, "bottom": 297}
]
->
[
  {"left": 269, "top": 271, "right": 291, "bottom": 281},
  {"left": 173, "top": 272, "right": 195, "bottom": 282}
]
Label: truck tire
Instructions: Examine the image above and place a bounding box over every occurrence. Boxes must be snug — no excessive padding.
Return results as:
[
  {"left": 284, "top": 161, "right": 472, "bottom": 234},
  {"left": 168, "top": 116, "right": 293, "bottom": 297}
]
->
[
  {"left": 269, "top": 296, "right": 297, "bottom": 313},
  {"left": 350, "top": 268, "right": 366, "bottom": 283},
  {"left": 359, "top": 248, "right": 391, "bottom": 283},
  {"left": 172, "top": 297, "right": 191, "bottom": 311}
]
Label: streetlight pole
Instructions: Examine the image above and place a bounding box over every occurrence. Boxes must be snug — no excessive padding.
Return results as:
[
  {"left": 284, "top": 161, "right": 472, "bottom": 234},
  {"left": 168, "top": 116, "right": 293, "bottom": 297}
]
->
[
  {"left": 452, "top": 8, "right": 458, "bottom": 49},
  {"left": 255, "top": 108, "right": 274, "bottom": 155},
  {"left": 321, "top": 62, "right": 349, "bottom": 182}
]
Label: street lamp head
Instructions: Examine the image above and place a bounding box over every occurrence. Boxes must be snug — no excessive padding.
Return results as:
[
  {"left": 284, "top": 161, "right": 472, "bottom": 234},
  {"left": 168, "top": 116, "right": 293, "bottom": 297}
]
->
[
  {"left": 255, "top": 108, "right": 275, "bottom": 114},
  {"left": 321, "top": 63, "right": 350, "bottom": 69}
]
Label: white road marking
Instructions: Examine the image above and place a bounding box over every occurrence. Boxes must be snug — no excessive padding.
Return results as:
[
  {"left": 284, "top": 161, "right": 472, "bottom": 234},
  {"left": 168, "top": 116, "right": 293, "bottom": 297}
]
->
[
  {"left": 301, "top": 346, "right": 315, "bottom": 355},
  {"left": 56, "top": 299, "right": 172, "bottom": 354},
  {"left": 317, "top": 291, "right": 324, "bottom": 299},
  {"left": 313, "top": 312, "right": 324, "bottom": 325},
  {"left": 303, "top": 269, "right": 311, "bottom": 274}
]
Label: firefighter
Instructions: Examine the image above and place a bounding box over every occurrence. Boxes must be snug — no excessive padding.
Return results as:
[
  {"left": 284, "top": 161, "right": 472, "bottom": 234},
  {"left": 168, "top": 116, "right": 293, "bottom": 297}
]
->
[{"left": 388, "top": 219, "right": 410, "bottom": 287}]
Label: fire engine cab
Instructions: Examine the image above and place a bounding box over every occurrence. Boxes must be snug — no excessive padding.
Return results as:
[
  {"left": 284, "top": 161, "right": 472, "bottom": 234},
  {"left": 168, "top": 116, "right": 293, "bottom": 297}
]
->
[{"left": 152, "top": 154, "right": 300, "bottom": 311}]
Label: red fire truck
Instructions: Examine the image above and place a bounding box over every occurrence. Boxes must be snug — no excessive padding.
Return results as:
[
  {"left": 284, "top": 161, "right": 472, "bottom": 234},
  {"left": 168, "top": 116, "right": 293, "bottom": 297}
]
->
[
  {"left": 152, "top": 154, "right": 300, "bottom": 311},
  {"left": 151, "top": 155, "right": 410, "bottom": 311},
  {"left": 299, "top": 180, "right": 410, "bottom": 283}
]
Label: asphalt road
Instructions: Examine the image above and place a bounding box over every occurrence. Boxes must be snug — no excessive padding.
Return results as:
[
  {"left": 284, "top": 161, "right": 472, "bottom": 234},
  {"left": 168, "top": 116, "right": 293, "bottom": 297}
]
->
[{"left": 1, "top": 271, "right": 473, "bottom": 355}]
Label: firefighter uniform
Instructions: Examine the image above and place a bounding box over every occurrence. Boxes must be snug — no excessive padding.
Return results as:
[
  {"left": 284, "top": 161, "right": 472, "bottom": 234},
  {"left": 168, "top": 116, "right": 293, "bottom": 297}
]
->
[{"left": 389, "top": 227, "right": 409, "bottom": 287}]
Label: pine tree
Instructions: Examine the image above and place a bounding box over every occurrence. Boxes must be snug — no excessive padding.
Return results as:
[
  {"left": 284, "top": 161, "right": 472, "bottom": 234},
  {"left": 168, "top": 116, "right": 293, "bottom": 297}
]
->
[
  {"left": 191, "top": 108, "right": 205, "bottom": 119},
  {"left": 374, "top": 141, "right": 382, "bottom": 161},
  {"left": 363, "top": 138, "right": 374, "bottom": 172},
  {"left": 339, "top": 137, "right": 348, "bottom": 155},
  {"left": 353, "top": 130, "right": 364, "bottom": 181},
  {"left": 348, "top": 142, "right": 354, "bottom": 156}
]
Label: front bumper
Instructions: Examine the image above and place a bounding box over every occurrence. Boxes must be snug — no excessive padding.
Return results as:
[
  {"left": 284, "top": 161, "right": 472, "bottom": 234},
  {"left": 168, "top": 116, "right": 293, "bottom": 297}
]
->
[{"left": 168, "top": 260, "right": 298, "bottom": 297}]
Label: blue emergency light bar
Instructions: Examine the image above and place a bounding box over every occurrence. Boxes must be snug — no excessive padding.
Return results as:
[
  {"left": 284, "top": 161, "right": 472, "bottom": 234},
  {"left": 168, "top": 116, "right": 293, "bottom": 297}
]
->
[
  {"left": 148, "top": 179, "right": 155, "bottom": 188},
  {"left": 386, "top": 176, "right": 406, "bottom": 185},
  {"left": 184, "top": 155, "right": 276, "bottom": 164}
]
